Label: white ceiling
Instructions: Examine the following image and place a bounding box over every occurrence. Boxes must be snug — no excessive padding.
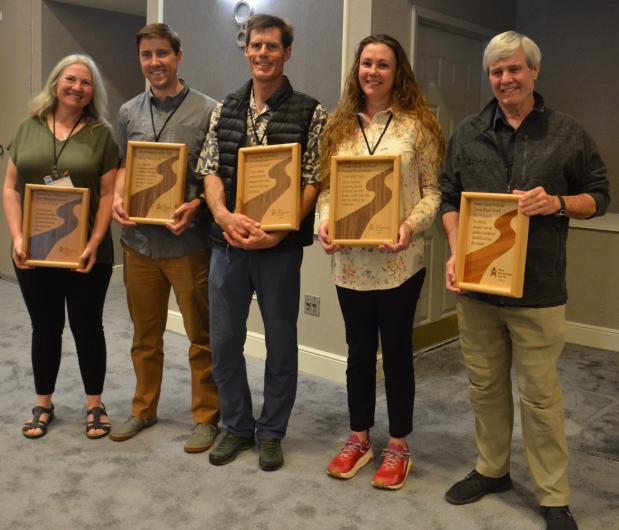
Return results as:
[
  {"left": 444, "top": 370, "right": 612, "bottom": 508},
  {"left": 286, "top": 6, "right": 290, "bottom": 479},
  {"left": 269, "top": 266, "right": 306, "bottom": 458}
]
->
[{"left": 51, "top": 0, "right": 146, "bottom": 17}]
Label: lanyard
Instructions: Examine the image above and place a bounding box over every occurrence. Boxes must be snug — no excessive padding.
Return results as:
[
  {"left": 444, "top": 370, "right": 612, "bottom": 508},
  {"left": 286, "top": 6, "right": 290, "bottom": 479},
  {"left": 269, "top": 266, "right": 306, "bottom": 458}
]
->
[
  {"left": 52, "top": 112, "right": 82, "bottom": 177},
  {"left": 149, "top": 88, "right": 189, "bottom": 142},
  {"left": 357, "top": 112, "right": 393, "bottom": 155},
  {"left": 248, "top": 106, "right": 268, "bottom": 146}
]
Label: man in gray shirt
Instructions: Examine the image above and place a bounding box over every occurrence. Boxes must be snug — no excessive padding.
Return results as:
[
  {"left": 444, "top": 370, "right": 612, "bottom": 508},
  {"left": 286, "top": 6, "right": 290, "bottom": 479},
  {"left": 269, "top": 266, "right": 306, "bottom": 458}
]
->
[{"left": 110, "top": 23, "right": 219, "bottom": 452}]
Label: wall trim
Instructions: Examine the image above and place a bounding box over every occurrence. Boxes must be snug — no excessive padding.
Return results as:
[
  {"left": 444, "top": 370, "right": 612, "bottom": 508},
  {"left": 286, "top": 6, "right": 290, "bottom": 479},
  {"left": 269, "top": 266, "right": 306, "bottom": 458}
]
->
[
  {"left": 566, "top": 321, "right": 619, "bottom": 352},
  {"left": 166, "top": 311, "right": 617, "bottom": 385},
  {"left": 569, "top": 212, "right": 619, "bottom": 233},
  {"left": 166, "top": 310, "right": 383, "bottom": 384}
]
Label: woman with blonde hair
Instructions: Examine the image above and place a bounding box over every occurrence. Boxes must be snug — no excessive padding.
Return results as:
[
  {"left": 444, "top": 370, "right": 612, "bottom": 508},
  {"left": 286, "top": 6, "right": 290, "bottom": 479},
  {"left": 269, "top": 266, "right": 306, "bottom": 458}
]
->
[
  {"left": 317, "top": 34, "right": 443, "bottom": 489},
  {"left": 3, "top": 54, "right": 118, "bottom": 439}
]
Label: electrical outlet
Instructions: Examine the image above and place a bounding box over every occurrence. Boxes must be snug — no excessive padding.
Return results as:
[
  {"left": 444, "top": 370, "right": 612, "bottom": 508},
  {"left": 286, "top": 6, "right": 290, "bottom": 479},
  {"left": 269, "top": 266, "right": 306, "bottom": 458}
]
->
[{"left": 303, "top": 294, "right": 320, "bottom": 317}]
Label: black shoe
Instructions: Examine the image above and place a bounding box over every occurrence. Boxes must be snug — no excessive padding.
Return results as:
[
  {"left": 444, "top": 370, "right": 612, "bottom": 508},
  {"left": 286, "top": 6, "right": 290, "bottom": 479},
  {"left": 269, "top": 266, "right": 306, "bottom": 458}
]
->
[
  {"left": 445, "top": 469, "right": 513, "bottom": 505},
  {"left": 258, "top": 438, "right": 284, "bottom": 471},
  {"left": 209, "top": 431, "right": 255, "bottom": 466},
  {"left": 540, "top": 506, "right": 578, "bottom": 530}
]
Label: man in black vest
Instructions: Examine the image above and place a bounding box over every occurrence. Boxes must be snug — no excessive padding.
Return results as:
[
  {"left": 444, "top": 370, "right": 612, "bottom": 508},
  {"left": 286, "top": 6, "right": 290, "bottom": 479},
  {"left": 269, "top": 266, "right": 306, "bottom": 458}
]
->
[{"left": 196, "top": 13, "right": 327, "bottom": 471}]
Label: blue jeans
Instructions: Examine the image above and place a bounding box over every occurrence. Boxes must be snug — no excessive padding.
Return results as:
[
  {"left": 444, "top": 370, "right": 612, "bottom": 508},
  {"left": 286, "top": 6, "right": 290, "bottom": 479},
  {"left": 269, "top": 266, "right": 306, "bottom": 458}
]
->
[{"left": 209, "top": 245, "right": 303, "bottom": 440}]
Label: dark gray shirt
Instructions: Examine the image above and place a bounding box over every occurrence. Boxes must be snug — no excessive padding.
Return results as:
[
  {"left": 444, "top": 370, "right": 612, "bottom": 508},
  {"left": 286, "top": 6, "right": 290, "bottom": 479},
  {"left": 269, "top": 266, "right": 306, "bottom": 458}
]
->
[{"left": 117, "top": 82, "right": 217, "bottom": 258}]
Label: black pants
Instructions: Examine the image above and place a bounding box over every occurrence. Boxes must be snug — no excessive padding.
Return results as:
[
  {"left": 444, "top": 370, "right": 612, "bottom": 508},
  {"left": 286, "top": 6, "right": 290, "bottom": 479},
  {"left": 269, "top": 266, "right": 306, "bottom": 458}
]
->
[
  {"left": 15, "top": 263, "right": 112, "bottom": 395},
  {"left": 336, "top": 269, "right": 425, "bottom": 438}
]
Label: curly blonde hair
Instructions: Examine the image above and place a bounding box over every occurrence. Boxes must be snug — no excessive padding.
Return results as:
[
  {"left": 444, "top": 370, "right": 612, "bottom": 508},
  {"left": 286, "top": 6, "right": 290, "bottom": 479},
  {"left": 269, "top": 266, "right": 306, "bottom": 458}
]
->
[{"left": 320, "top": 34, "right": 444, "bottom": 187}]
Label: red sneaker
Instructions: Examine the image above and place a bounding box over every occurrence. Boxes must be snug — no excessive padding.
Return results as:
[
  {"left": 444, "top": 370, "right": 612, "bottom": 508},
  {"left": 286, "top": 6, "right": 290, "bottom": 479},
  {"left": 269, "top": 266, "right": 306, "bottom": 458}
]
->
[
  {"left": 327, "top": 434, "right": 373, "bottom": 479},
  {"left": 371, "top": 443, "right": 413, "bottom": 490}
]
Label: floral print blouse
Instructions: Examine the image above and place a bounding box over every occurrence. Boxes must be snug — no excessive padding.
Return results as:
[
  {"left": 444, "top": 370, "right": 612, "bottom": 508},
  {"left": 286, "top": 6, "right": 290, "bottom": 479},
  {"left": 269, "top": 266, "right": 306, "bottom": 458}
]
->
[{"left": 317, "top": 109, "right": 441, "bottom": 290}]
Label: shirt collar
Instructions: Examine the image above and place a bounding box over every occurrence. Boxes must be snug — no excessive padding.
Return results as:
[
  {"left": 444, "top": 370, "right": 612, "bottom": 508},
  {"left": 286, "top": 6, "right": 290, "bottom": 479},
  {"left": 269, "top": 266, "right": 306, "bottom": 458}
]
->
[
  {"left": 149, "top": 79, "right": 189, "bottom": 107},
  {"left": 356, "top": 107, "right": 393, "bottom": 125},
  {"left": 250, "top": 87, "right": 271, "bottom": 118},
  {"left": 492, "top": 105, "right": 514, "bottom": 131}
]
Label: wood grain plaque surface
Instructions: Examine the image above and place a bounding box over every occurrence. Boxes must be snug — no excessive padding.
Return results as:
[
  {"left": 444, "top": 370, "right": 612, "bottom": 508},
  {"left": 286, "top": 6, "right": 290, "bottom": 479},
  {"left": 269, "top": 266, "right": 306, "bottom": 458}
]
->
[
  {"left": 329, "top": 155, "right": 400, "bottom": 246},
  {"left": 236, "top": 143, "right": 301, "bottom": 231},
  {"left": 455, "top": 192, "right": 530, "bottom": 298},
  {"left": 22, "top": 184, "right": 90, "bottom": 268},
  {"left": 124, "top": 141, "right": 188, "bottom": 225}
]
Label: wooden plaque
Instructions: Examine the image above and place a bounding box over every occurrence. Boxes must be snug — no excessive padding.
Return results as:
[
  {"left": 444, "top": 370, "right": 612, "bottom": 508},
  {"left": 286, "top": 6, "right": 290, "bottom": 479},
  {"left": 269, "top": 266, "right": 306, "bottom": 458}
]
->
[
  {"left": 455, "top": 192, "right": 530, "bottom": 298},
  {"left": 235, "top": 143, "right": 301, "bottom": 231},
  {"left": 22, "top": 184, "right": 90, "bottom": 268},
  {"left": 329, "top": 155, "right": 401, "bottom": 246},
  {"left": 124, "top": 141, "right": 188, "bottom": 225}
]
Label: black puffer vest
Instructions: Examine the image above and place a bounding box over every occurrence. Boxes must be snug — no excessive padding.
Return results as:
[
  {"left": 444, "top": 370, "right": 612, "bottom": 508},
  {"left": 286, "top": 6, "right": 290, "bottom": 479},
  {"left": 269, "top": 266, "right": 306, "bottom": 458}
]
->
[{"left": 212, "top": 77, "right": 319, "bottom": 248}]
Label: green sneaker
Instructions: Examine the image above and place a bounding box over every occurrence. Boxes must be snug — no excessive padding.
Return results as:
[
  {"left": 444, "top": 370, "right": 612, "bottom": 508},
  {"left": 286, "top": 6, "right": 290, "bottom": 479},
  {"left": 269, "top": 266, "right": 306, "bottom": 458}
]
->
[
  {"left": 184, "top": 423, "right": 219, "bottom": 453},
  {"left": 209, "top": 431, "right": 255, "bottom": 466},
  {"left": 109, "top": 416, "right": 158, "bottom": 441},
  {"left": 259, "top": 438, "right": 284, "bottom": 471}
]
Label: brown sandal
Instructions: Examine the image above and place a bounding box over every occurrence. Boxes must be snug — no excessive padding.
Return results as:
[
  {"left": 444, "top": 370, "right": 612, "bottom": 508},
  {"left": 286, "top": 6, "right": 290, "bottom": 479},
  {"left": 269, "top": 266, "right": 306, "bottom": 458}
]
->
[
  {"left": 23, "top": 404, "right": 55, "bottom": 439},
  {"left": 86, "top": 404, "right": 111, "bottom": 439}
]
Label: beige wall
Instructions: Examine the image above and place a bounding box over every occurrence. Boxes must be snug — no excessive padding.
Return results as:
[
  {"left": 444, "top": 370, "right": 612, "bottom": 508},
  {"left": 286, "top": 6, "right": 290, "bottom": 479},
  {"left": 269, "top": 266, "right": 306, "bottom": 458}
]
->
[
  {"left": 0, "top": 0, "right": 144, "bottom": 280},
  {"left": 566, "top": 226, "right": 619, "bottom": 330}
]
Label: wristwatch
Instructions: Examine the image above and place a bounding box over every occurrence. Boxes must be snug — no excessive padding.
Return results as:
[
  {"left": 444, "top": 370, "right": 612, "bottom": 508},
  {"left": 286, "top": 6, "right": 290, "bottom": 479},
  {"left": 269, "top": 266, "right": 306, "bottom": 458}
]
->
[
  {"left": 196, "top": 194, "right": 207, "bottom": 209},
  {"left": 557, "top": 195, "right": 567, "bottom": 217}
]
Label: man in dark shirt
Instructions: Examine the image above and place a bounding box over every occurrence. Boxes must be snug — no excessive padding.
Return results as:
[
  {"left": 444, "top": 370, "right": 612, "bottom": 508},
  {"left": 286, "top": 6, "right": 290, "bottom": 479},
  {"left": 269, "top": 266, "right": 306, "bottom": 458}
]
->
[{"left": 440, "top": 31, "right": 609, "bottom": 530}]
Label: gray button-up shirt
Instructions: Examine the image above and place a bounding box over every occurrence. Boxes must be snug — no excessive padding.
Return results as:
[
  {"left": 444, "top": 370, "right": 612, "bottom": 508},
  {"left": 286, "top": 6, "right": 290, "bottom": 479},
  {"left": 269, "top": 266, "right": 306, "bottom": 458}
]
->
[{"left": 117, "top": 82, "right": 217, "bottom": 258}]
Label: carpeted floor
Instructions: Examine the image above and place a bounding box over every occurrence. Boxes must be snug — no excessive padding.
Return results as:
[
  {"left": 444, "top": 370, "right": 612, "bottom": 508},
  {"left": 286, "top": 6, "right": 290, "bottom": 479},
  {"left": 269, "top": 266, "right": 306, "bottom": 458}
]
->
[{"left": 0, "top": 277, "right": 617, "bottom": 530}]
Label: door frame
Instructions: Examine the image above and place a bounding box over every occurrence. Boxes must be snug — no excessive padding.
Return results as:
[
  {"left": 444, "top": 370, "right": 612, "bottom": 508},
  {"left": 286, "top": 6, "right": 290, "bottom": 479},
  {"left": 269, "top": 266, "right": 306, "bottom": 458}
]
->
[{"left": 410, "top": 5, "right": 497, "bottom": 110}]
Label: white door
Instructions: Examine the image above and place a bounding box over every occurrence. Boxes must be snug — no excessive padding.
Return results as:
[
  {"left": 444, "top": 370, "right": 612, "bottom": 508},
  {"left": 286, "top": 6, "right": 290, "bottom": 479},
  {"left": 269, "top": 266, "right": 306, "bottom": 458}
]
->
[{"left": 410, "top": 8, "right": 495, "bottom": 335}]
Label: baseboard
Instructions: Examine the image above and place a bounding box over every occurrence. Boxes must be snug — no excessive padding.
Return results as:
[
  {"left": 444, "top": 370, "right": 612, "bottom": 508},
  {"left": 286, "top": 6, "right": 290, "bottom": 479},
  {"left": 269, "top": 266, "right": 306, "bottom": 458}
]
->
[
  {"left": 165, "top": 309, "right": 618, "bottom": 384},
  {"left": 167, "top": 309, "right": 185, "bottom": 335},
  {"left": 111, "top": 264, "right": 124, "bottom": 284},
  {"left": 166, "top": 310, "right": 380, "bottom": 384},
  {"left": 566, "top": 321, "right": 619, "bottom": 352}
]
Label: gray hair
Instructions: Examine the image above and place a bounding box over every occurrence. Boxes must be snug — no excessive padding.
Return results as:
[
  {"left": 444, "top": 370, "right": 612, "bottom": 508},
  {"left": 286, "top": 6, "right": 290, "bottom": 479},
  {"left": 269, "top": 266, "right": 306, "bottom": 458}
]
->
[
  {"left": 30, "top": 54, "right": 109, "bottom": 126},
  {"left": 483, "top": 31, "right": 542, "bottom": 71}
]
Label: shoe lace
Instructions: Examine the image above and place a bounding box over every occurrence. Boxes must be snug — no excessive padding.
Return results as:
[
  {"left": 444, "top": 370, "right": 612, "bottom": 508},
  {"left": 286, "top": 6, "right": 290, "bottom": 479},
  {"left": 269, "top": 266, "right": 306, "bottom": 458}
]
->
[
  {"left": 261, "top": 438, "right": 280, "bottom": 457},
  {"left": 380, "top": 447, "right": 410, "bottom": 469},
  {"left": 338, "top": 438, "right": 368, "bottom": 457},
  {"left": 219, "top": 432, "right": 241, "bottom": 451}
]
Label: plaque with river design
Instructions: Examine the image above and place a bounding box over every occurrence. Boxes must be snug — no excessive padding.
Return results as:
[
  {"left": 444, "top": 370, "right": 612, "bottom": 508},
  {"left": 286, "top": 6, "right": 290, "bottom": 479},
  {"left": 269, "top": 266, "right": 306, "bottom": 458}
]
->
[
  {"left": 455, "top": 192, "right": 530, "bottom": 298},
  {"left": 329, "top": 155, "right": 400, "bottom": 246},
  {"left": 23, "top": 184, "right": 90, "bottom": 268},
  {"left": 124, "top": 141, "right": 188, "bottom": 225},
  {"left": 236, "top": 143, "right": 301, "bottom": 231}
]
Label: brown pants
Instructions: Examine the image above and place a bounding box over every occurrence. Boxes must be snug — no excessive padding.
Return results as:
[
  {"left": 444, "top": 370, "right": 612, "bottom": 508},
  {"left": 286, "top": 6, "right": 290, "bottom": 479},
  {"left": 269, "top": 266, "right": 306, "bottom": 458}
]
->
[
  {"left": 457, "top": 296, "right": 569, "bottom": 506},
  {"left": 123, "top": 245, "right": 219, "bottom": 425}
]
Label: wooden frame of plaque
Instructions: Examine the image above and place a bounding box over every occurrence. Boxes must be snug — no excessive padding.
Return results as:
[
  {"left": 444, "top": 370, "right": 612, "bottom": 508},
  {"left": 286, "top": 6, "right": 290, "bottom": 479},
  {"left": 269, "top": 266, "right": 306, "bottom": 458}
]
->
[
  {"left": 329, "top": 155, "right": 401, "bottom": 246},
  {"left": 124, "top": 141, "right": 188, "bottom": 225},
  {"left": 455, "top": 192, "right": 530, "bottom": 298},
  {"left": 22, "top": 184, "right": 90, "bottom": 268},
  {"left": 235, "top": 143, "right": 301, "bottom": 231}
]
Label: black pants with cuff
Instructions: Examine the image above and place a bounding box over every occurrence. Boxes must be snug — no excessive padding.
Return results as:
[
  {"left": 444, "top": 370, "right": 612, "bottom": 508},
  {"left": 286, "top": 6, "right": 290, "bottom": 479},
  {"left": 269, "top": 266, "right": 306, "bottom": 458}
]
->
[{"left": 336, "top": 268, "right": 425, "bottom": 439}]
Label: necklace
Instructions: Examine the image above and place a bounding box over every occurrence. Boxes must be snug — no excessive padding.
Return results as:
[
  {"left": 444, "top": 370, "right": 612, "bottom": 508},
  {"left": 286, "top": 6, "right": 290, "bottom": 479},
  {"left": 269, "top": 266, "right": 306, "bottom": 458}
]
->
[{"left": 51, "top": 111, "right": 82, "bottom": 178}]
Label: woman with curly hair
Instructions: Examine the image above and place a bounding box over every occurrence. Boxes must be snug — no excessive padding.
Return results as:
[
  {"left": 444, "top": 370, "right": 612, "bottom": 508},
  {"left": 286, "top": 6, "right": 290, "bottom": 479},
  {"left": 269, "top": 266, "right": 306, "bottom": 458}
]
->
[
  {"left": 3, "top": 54, "right": 118, "bottom": 439},
  {"left": 317, "top": 34, "right": 444, "bottom": 489}
]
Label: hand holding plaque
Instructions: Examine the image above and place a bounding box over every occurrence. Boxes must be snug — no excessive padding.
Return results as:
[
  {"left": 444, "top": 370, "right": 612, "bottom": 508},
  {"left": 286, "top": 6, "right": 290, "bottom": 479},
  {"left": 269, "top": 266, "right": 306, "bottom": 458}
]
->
[
  {"left": 455, "top": 192, "right": 530, "bottom": 298},
  {"left": 235, "top": 143, "right": 301, "bottom": 231},
  {"left": 328, "top": 155, "right": 401, "bottom": 246},
  {"left": 123, "top": 141, "right": 188, "bottom": 225},
  {"left": 22, "top": 184, "right": 90, "bottom": 268}
]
